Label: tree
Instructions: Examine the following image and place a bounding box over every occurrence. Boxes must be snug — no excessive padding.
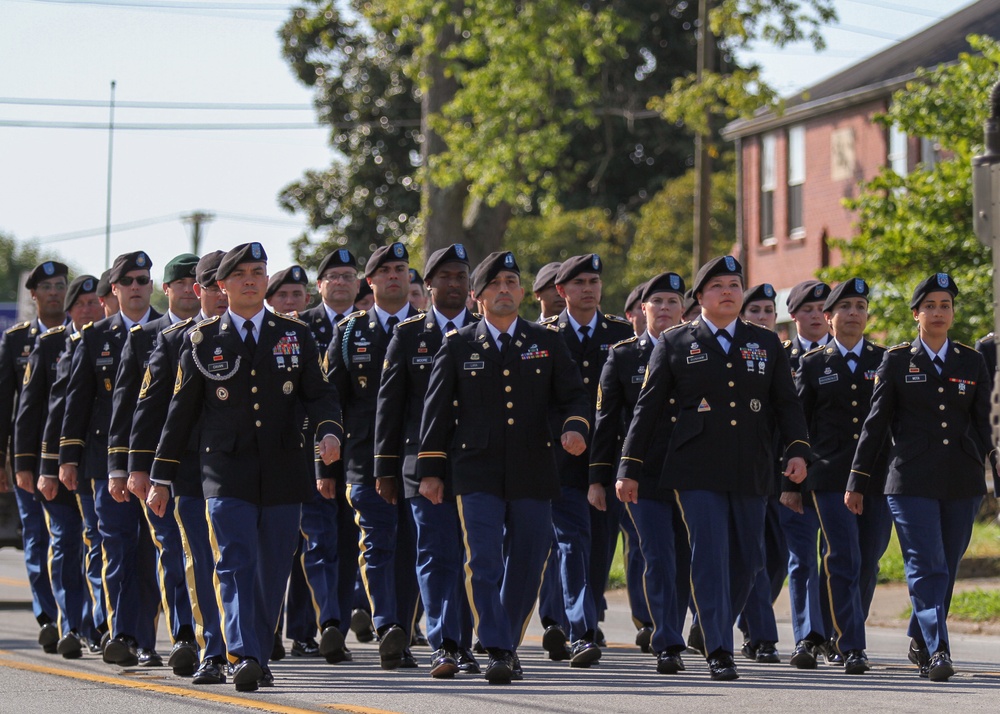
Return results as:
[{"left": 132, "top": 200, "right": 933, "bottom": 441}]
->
[
  {"left": 821, "top": 35, "right": 998, "bottom": 346},
  {"left": 0, "top": 232, "right": 52, "bottom": 304}
]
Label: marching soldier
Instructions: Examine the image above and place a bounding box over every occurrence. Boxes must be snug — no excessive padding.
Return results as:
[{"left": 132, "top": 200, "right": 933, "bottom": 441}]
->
[
  {"left": 532, "top": 262, "right": 565, "bottom": 321},
  {"left": 265, "top": 265, "right": 310, "bottom": 316},
  {"left": 417, "top": 251, "right": 590, "bottom": 684}
]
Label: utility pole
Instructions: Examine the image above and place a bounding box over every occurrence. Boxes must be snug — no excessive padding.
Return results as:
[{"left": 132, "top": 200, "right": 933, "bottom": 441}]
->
[
  {"left": 181, "top": 211, "right": 215, "bottom": 254},
  {"left": 104, "top": 80, "right": 116, "bottom": 270},
  {"left": 693, "top": 0, "right": 715, "bottom": 276}
]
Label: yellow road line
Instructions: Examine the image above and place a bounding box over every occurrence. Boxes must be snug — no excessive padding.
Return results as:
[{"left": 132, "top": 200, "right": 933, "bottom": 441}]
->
[
  {"left": 0, "top": 576, "right": 29, "bottom": 587},
  {"left": 0, "top": 653, "right": 399, "bottom": 714}
]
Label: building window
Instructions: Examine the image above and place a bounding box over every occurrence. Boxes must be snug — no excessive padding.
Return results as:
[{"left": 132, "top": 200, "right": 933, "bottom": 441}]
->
[
  {"left": 787, "top": 125, "right": 805, "bottom": 236},
  {"left": 760, "top": 133, "right": 777, "bottom": 243},
  {"left": 831, "top": 127, "right": 856, "bottom": 181},
  {"left": 920, "top": 137, "right": 940, "bottom": 169},
  {"left": 889, "top": 125, "right": 908, "bottom": 177}
]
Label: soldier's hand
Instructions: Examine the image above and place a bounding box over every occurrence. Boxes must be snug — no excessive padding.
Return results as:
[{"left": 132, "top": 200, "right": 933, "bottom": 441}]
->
[
  {"left": 108, "top": 476, "right": 130, "bottom": 503},
  {"left": 779, "top": 491, "right": 804, "bottom": 514},
  {"left": 128, "top": 471, "right": 151, "bottom": 501},
  {"left": 15, "top": 470, "right": 35, "bottom": 493},
  {"left": 0, "top": 464, "right": 10, "bottom": 493},
  {"left": 59, "top": 464, "right": 78, "bottom": 491},
  {"left": 37, "top": 475, "right": 58, "bottom": 501},
  {"left": 844, "top": 490, "right": 864, "bottom": 515},
  {"left": 376, "top": 477, "right": 398, "bottom": 505},
  {"left": 784, "top": 456, "right": 807, "bottom": 484},
  {"left": 146, "top": 483, "right": 169, "bottom": 518},
  {"left": 616, "top": 477, "right": 639, "bottom": 504},
  {"left": 319, "top": 434, "right": 341, "bottom": 465},
  {"left": 561, "top": 431, "right": 586, "bottom": 456},
  {"left": 316, "top": 478, "right": 337, "bottom": 500},
  {"left": 587, "top": 483, "right": 606, "bottom": 511},
  {"left": 419, "top": 477, "right": 445, "bottom": 505}
]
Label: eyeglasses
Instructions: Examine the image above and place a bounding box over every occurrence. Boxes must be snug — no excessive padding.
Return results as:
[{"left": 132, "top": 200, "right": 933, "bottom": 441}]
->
[
  {"left": 117, "top": 275, "right": 151, "bottom": 287},
  {"left": 321, "top": 272, "right": 357, "bottom": 283}
]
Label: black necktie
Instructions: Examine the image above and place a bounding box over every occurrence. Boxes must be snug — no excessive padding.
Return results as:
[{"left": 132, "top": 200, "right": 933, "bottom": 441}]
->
[
  {"left": 579, "top": 324, "right": 591, "bottom": 349},
  {"left": 386, "top": 316, "right": 400, "bottom": 335},
  {"left": 445, "top": 320, "right": 457, "bottom": 334},
  {"left": 845, "top": 352, "right": 858, "bottom": 372},
  {"left": 243, "top": 321, "right": 256, "bottom": 356},
  {"left": 933, "top": 355, "right": 945, "bottom": 374},
  {"left": 715, "top": 328, "right": 729, "bottom": 353},
  {"left": 499, "top": 332, "right": 511, "bottom": 357}
]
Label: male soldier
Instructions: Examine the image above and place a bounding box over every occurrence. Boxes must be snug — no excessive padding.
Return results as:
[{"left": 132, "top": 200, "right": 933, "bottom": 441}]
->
[
  {"left": 128, "top": 250, "right": 229, "bottom": 685},
  {"left": 974, "top": 332, "right": 996, "bottom": 385},
  {"left": 266, "top": 266, "right": 311, "bottom": 316},
  {"left": 301, "top": 250, "right": 360, "bottom": 349},
  {"left": 623, "top": 283, "right": 647, "bottom": 337},
  {"left": 795, "top": 278, "right": 891, "bottom": 675},
  {"left": 326, "top": 241, "right": 420, "bottom": 669},
  {"left": 543, "top": 254, "right": 633, "bottom": 665},
  {"left": 147, "top": 242, "right": 343, "bottom": 692},
  {"left": 0, "top": 260, "right": 67, "bottom": 653},
  {"left": 375, "top": 244, "right": 480, "bottom": 678},
  {"left": 354, "top": 281, "right": 375, "bottom": 312},
  {"left": 532, "top": 262, "right": 565, "bottom": 320},
  {"left": 97, "top": 270, "right": 120, "bottom": 318},
  {"left": 783, "top": 280, "right": 838, "bottom": 668},
  {"left": 59, "top": 251, "right": 162, "bottom": 667},
  {"left": 408, "top": 268, "right": 429, "bottom": 311},
  {"left": 417, "top": 251, "right": 590, "bottom": 684},
  {"left": 107, "top": 253, "right": 201, "bottom": 675},
  {"left": 13, "top": 273, "right": 102, "bottom": 658},
  {"left": 591, "top": 272, "right": 689, "bottom": 674},
  {"left": 618, "top": 256, "right": 810, "bottom": 681}
]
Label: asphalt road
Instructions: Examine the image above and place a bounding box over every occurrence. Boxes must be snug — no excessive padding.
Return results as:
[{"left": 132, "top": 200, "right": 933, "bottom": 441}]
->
[{"left": 1, "top": 548, "right": 998, "bottom": 713}]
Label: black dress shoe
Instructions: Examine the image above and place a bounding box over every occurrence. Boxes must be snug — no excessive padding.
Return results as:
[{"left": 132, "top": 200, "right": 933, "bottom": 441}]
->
[
  {"left": 740, "top": 639, "right": 757, "bottom": 660},
  {"left": 325, "top": 645, "right": 352, "bottom": 664},
  {"left": 927, "top": 651, "right": 954, "bottom": 682},
  {"left": 569, "top": 639, "right": 601, "bottom": 668},
  {"left": 907, "top": 638, "right": 929, "bottom": 668},
  {"left": 138, "top": 648, "right": 163, "bottom": 667},
  {"left": 319, "top": 626, "right": 346, "bottom": 658},
  {"left": 457, "top": 647, "right": 481, "bottom": 674},
  {"left": 822, "top": 639, "right": 844, "bottom": 665},
  {"left": 399, "top": 649, "right": 418, "bottom": 668},
  {"left": 707, "top": 653, "right": 739, "bottom": 681},
  {"left": 168, "top": 640, "right": 199, "bottom": 675},
  {"left": 635, "top": 626, "right": 653, "bottom": 654},
  {"left": 843, "top": 649, "right": 870, "bottom": 675},
  {"left": 378, "top": 625, "right": 408, "bottom": 662},
  {"left": 430, "top": 648, "right": 459, "bottom": 678},
  {"left": 789, "top": 640, "right": 818, "bottom": 669},
  {"left": 484, "top": 650, "right": 513, "bottom": 684},
  {"left": 291, "top": 638, "right": 320, "bottom": 657},
  {"left": 38, "top": 622, "right": 59, "bottom": 654},
  {"left": 258, "top": 665, "right": 274, "bottom": 687},
  {"left": 350, "top": 609, "right": 375, "bottom": 643},
  {"left": 473, "top": 639, "right": 486, "bottom": 654},
  {"left": 656, "top": 651, "right": 684, "bottom": 674},
  {"left": 192, "top": 657, "right": 227, "bottom": 685},
  {"left": 755, "top": 642, "right": 780, "bottom": 664},
  {"left": 686, "top": 624, "right": 705, "bottom": 656},
  {"left": 103, "top": 635, "right": 138, "bottom": 666},
  {"left": 594, "top": 627, "right": 607, "bottom": 648},
  {"left": 511, "top": 651, "right": 523, "bottom": 681},
  {"left": 541, "top": 624, "right": 568, "bottom": 660},
  {"left": 232, "top": 657, "right": 263, "bottom": 692},
  {"left": 270, "top": 633, "right": 286, "bottom": 661},
  {"left": 87, "top": 634, "right": 104, "bottom": 654},
  {"left": 57, "top": 630, "right": 83, "bottom": 659},
  {"left": 411, "top": 626, "right": 429, "bottom": 647}
]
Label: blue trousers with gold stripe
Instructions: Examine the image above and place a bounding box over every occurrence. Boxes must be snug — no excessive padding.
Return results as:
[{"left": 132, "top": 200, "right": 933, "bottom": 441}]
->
[
  {"left": 456, "top": 493, "right": 551, "bottom": 652},
  {"left": 551, "top": 486, "right": 598, "bottom": 642},
  {"left": 206, "top": 498, "right": 300, "bottom": 665},
  {"left": 780, "top": 502, "right": 827, "bottom": 644},
  {"left": 13, "top": 486, "right": 57, "bottom": 625},
  {"left": 674, "top": 490, "right": 766, "bottom": 657},
  {"left": 286, "top": 493, "right": 340, "bottom": 641},
  {"left": 175, "top": 496, "right": 224, "bottom": 660},
  {"left": 410, "top": 495, "right": 466, "bottom": 649},
  {"left": 40, "top": 498, "right": 86, "bottom": 636},
  {"left": 144, "top": 498, "right": 194, "bottom": 642},
  {"left": 887, "top": 495, "right": 980, "bottom": 655},
  {"left": 537, "top": 540, "right": 567, "bottom": 630},
  {"left": 589, "top": 487, "right": 621, "bottom": 624},
  {"left": 619, "top": 507, "right": 653, "bottom": 628},
  {"left": 737, "top": 495, "right": 784, "bottom": 645},
  {"left": 346, "top": 483, "right": 419, "bottom": 638},
  {"left": 75, "top": 484, "right": 106, "bottom": 638}
]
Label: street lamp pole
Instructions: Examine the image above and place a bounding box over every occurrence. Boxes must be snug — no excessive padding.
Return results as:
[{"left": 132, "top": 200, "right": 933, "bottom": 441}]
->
[{"left": 104, "top": 80, "right": 116, "bottom": 270}]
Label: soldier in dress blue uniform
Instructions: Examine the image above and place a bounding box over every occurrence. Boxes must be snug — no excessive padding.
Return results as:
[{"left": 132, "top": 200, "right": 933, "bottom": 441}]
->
[
  {"left": 128, "top": 250, "right": 229, "bottom": 685},
  {"left": 532, "top": 262, "right": 565, "bottom": 321},
  {"left": 59, "top": 251, "right": 163, "bottom": 668},
  {"left": 375, "top": 243, "right": 481, "bottom": 678},
  {"left": 146, "top": 242, "right": 344, "bottom": 692},
  {"left": 266, "top": 265, "right": 310, "bottom": 316},
  {"left": 974, "top": 332, "right": 996, "bottom": 386},
  {"left": 417, "top": 251, "right": 590, "bottom": 684},
  {"left": 592, "top": 272, "right": 690, "bottom": 675},
  {"left": 0, "top": 260, "right": 67, "bottom": 653},
  {"left": 408, "top": 268, "right": 429, "bottom": 312},
  {"left": 541, "top": 254, "right": 633, "bottom": 666},
  {"left": 326, "top": 241, "right": 421, "bottom": 669},
  {"left": 13, "top": 274, "right": 103, "bottom": 658},
  {"left": 849, "top": 273, "right": 998, "bottom": 682},
  {"left": 795, "top": 278, "right": 891, "bottom": 676},
  {"left": 618, "top": 256, "right": 810, "bottom": 681}
]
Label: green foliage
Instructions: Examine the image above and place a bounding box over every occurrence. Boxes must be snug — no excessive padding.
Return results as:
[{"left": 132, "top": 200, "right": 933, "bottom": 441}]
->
[
  {"left": 948, "top": 588, "right": 1000, "bottom": 622},
  {"left": 711, "top": 0, "right": 836, "bottom": 51},
  {"left": 652, "top": 68, "right": 780, "bottom": 137},
  {"left": 879, "top": 520, "right": 1000, "bottom": 584},
  {"left": 0, "top": 232, "right": 50, "bottom": 304},
  {"left": 821, "top": 35, "right": 1000, "bottom": 346}
]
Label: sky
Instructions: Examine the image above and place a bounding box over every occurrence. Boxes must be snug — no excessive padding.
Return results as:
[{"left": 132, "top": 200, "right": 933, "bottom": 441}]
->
[{"left": 0, "top": 0, "right": 978, "bottom": 283}]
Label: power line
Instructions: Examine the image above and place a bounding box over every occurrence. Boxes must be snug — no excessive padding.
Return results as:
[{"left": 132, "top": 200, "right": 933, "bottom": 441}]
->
[
  {"left": 0, "top": 120, "right": 328, "bottom": 130},
  {"left": 0, "top": 97, "right": 314, "bottom": 110},
  {"left": 842, "top": 0, "right": 943, "bottom": 19},
  {"left": 828, "top": 21, "right": 904, "bottom": 43},
  {"left": 27, "top": 0, "right": 289, "bottom": 9},
  {"left": 35, "top": 210, "right": 304, "bottom": 243}
]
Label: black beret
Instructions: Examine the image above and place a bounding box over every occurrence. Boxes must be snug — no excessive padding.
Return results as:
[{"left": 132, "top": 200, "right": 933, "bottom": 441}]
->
[
  {"left": 355, "top": 280, "right": 373, "bottom": 302},
  {"left": 786, "top": 280, "right": 830, "bottom": 313},
  {"left": 196, "top": 250, "right": 226, "bottom": 287},
  {"left": 97, "top": 270, "right": 113, "bottom": 298},
  {"left": 409, "top": 268, "right": 423, "bottom": 284},
  {"left": 824, "top": 278, "right": 870, "bottom": 312},
  {"left": 424, "top": 244, "right": 470, "bottom": 281},
  {"left": 364, "top": 242, "right": 409, "bottom": 277},
  {"left": 216, "top": 242, "right": 268, "bottom": 281},
  {"left": 64, "top": 274, "right": 98, "bottom": 312},
  {"left": 163, "top": 253, "right": 199, "bottom": 284},
  {"left": 472, "top": 251, "right": 520, "bottom": 297},
  {"left": 555, "top": 254, "right": 602, "bottom": 285},
  {"left": 742, "top": 283, "right": 777, "bottom": 307},
  {"left": 317, "top": 248, "right": 356, "bottom": 277},
  {"left": 108, "top": 251, "right": 153, "bottom": 284},
  {"left": 266, "top": 265, "right": 310, "bottom": 299},
  {"left": 910, "top": 272, "right": 958, "bottom": 309},
  {"left": 682, "top": 288, "right": 699, "bottom": 315},
  {"left": 532, "top": 262, "right": 562, "bottom": 293},
  {"left": 25, "top": 261, "right": 69, "bottom": 290},
  {"left": 692, "top": 255, "right": 743, "bottom": 295},
  {"left": 641, "top": 272, "right": 686, "bottom": 303},
  {"left": 624, "top": 282, "right": 646, "bottom": 313}
]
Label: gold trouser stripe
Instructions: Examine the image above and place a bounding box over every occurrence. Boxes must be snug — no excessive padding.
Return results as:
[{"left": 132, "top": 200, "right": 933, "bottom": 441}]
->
[
  {"left": 624, "top": 503, "right": 656, "bottom": 632},
  {"left": 455, "top": 496, "right": 483, "bottom": 639},
  {"left": 203, "top": 501, "right": 231, "bottom": 663},
  {"left": 41, "top": 507, "right": 63, "bottom": 637},
  {"left": 74, "top": 494, "right": 102, "bottom": 625},
  {"left": 174, "top": 497, "right": 207, "bottom": 653},
  {"left": 140, "top": 501, "right": 174, "bottom": 640},
  {"left": 297, "top": 521, "right": 323, "bottom": 632},
  {"left": 812, "top": 492, "right": 844, "bottom": 647},
  {"left": 517, "top": 538, "right": 548, "bottom": 648},
  {"left": 100, "top": 537, "right": 114, "bottom": 636},
  {"left": 346, "top": 484, "right": 377, "bottom": 619},
  {"left": 672, "top": 490, "right": 704, "bottom": 653}
]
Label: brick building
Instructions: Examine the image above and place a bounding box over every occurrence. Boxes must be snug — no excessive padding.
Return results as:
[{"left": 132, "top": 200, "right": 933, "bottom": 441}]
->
[{"left": 721, "top": 0, "right": 1000, "bottom": 324}]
